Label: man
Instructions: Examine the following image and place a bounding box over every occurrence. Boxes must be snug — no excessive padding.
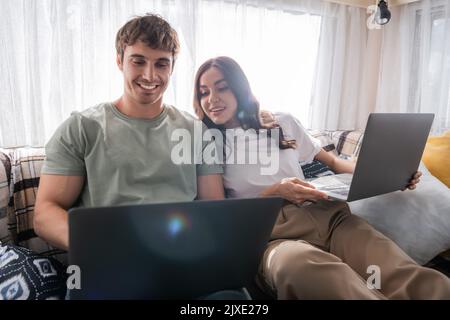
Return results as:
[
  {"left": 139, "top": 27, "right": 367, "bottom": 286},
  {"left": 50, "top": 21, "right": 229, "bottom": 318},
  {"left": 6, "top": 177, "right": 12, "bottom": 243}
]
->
[
  {"left": 34, "top": 14, "right": 224, "bottom": 250},
  {"left": 34, "top": 14, "right": 235, "bottom": 299}
]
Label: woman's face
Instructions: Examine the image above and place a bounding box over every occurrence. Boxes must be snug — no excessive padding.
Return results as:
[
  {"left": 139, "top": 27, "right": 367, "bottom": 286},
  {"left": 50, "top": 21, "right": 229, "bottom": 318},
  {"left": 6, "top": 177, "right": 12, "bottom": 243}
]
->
[{"left": 199, "top": 67, "right": 240, "bottom": 128}]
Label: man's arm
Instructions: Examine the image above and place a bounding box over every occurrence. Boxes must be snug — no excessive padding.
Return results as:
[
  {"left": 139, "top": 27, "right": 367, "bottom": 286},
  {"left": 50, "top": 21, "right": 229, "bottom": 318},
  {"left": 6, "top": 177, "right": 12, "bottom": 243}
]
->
[
  {"left": 197, "top": 174, "right": 225, "bottom": 200},
  {"left": 34, "top": 174, "right": 85, "bottom": 251}
]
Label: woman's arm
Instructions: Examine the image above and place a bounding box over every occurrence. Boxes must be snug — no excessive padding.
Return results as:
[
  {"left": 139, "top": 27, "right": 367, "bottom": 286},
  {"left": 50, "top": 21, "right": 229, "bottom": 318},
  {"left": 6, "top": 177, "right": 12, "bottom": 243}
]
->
[
  {"left": 314, "top": 149, "right": 355, "bottom": 174},
  {"left": 313, "top": 148, "right": 422, "bottom": 190}
]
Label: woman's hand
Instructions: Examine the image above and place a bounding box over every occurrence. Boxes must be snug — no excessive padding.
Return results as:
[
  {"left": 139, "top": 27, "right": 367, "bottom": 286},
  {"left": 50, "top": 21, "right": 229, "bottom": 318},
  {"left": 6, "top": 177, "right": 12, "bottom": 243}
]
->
[
  {"left": 402, "top": 171, "right": 422, "bottom": 191},
  {"left": 260, "top": 177, "right": 329, "bottom": 205}
]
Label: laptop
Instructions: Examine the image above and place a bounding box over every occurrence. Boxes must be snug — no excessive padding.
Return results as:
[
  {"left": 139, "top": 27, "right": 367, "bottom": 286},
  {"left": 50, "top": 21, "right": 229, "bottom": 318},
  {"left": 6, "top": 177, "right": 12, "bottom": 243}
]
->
[
  {"left": 310, "top": 113, "right": 434, "bottom": 202},
  {"left": 68, "top": 197, "right": 283, "bottom": 299}
]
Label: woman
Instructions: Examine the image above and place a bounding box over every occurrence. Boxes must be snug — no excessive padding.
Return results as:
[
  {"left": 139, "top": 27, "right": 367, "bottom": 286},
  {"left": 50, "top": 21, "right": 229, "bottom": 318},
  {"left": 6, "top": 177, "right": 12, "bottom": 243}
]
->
[{"left": 193, "top": 56, "right": 450, "bottom": 299}]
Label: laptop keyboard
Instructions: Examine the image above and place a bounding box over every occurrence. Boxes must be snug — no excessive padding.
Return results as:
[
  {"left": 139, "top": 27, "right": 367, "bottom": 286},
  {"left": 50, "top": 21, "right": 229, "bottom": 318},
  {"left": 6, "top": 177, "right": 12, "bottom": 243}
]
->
[
  {"left": 319, "top": 185, "right": 349, "bottom": 196},
  {"left": 309, "top": 174, "right": 352, "bottom": 196}
]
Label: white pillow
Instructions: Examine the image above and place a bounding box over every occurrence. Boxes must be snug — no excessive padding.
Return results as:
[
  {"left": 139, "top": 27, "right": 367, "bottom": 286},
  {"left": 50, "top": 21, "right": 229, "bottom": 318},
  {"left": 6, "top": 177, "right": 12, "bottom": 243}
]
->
[{"left": 349, "top": 162, "right": 450, "bottom": 265}]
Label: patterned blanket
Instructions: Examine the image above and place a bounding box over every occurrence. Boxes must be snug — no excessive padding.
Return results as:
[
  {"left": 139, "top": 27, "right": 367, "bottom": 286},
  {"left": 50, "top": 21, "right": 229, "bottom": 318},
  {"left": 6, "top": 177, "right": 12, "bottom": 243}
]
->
[{"left": 0, "top": 148, "right": 66, "bottom": 264}]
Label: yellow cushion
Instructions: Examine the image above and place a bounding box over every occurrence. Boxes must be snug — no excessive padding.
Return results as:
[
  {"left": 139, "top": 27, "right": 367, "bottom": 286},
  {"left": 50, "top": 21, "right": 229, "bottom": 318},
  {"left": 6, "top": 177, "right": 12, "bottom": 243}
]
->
[{"left": 422, "top": 131, "right": 450, "bottom": 188}]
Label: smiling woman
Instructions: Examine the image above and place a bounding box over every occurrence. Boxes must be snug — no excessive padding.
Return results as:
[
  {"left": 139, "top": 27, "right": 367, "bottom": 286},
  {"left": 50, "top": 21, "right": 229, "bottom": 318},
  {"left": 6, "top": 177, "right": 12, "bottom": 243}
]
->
[{"left": 198, "top": 67, "right": 239, "bottom": 129}]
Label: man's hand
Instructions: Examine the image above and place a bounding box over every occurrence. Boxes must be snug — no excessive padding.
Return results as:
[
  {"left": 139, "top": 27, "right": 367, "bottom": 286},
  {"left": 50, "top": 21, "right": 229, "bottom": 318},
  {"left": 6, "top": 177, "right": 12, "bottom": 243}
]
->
[
  {"left": 402, "top": 171, "right": 422, "bottom": 191},
  {"left": 261, "top": 177, "right": 329, "bottom": 205}
]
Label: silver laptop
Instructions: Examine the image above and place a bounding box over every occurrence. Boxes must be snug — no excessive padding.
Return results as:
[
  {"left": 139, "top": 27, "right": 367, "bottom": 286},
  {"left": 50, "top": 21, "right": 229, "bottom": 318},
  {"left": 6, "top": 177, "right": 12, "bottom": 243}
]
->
[
  {"left": 68, "top": 197, "right": 283, "bottom": 299},
  {"left": 310, "top": 113, "right": 434, "bottom": 202}
]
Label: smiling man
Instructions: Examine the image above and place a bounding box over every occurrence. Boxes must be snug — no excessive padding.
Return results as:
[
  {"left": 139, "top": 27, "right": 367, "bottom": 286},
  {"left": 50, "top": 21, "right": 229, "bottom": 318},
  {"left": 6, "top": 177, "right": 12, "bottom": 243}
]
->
[
  {"left": 115, "top": 37, "right": 173, "bottom": 119},
  {"left": 34, "top": 14, "right": 224, "bottom": 254}
]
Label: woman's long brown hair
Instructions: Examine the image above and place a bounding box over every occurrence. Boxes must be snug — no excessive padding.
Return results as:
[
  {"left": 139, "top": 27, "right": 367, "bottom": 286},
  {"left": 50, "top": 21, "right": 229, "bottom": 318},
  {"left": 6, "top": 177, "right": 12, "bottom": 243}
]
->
[{"left": 193, "top": 56, "right": 296, "bottom": 149}]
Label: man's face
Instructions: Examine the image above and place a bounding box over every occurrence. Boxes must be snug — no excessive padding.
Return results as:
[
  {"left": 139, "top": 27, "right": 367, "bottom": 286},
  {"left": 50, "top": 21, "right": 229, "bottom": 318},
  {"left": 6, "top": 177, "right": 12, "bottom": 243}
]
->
[{"left": 117, "top": 41, "right": 173, "bottom": 107}]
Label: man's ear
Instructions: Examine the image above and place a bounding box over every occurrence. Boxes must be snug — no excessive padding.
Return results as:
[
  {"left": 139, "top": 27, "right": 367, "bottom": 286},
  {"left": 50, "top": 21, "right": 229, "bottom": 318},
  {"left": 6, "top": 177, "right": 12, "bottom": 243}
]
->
[
  {"left": 170, "top": 57, "right": 176, "bottom": 75},
  {"left": 116, "top": 54, "right": 123, "bottom": 71}
]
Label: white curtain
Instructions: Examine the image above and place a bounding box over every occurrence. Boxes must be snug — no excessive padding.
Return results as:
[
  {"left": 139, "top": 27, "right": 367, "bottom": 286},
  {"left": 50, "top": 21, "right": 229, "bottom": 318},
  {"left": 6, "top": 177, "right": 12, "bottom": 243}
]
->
[
  {"left": 310, "top": 0, "right": 450, "bottom": 134},
  {"left": 376, "top": 0, "right": 450, "bottom": 134},
  {"left": 0, "top": 0, "right": 325, "bottom": 147},
  {"left": 2, "top": 0, "right": 449, "bottom": 147},
  {"left": 309, "top": 2, "right": 383, "bottom": 131}
]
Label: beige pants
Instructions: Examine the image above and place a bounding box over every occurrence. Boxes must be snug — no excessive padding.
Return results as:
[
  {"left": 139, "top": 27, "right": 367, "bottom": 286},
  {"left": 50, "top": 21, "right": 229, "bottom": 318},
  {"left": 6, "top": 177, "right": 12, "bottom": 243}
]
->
[{"left": 257, "top": 200, "right": 450, "bottom": 300}]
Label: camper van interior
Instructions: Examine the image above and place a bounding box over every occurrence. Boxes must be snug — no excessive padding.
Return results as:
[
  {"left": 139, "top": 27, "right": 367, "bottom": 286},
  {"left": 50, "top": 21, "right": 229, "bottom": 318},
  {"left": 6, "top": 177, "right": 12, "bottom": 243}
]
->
[{"left": 0, "top": 0, "right": 449, "bottom": 302}]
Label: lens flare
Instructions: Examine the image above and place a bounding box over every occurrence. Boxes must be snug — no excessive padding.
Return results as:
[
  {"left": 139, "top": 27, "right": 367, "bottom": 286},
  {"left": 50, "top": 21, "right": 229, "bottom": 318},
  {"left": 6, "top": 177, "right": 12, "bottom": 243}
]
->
[{"left": 167, "top": 213, "right": 190, "bottom": 237}]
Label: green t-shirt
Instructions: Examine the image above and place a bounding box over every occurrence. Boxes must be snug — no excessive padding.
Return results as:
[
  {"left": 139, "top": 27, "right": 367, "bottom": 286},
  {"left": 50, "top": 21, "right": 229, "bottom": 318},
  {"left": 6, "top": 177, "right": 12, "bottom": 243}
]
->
[{"left": 41, "top": 102, "right": 223, "bottom": 207}]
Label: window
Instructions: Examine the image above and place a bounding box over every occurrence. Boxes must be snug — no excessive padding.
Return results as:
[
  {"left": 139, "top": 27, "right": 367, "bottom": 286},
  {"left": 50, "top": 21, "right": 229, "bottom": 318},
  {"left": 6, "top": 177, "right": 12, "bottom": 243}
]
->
[{"left": 408, "top": 1, "right": 450, "bottom": 133}]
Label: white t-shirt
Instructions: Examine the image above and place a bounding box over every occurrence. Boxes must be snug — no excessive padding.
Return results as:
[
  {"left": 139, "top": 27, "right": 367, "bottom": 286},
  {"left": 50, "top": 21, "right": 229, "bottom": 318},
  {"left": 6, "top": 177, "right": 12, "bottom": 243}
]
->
[{"left": 223, "top": 112, "right": 322, "bottom": 198}]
